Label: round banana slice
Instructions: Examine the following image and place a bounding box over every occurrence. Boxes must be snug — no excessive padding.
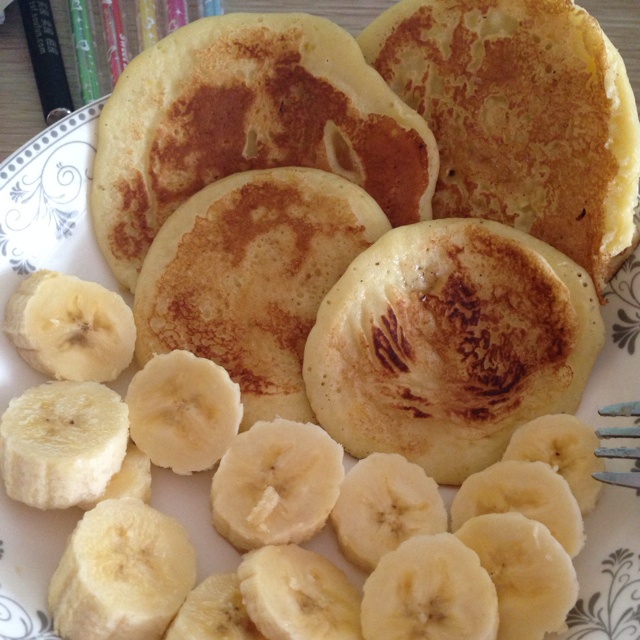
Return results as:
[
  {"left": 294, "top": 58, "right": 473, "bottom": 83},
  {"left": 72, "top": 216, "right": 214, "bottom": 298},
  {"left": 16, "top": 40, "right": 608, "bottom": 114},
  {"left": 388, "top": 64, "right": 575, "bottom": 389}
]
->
[
  {"left": 502, "top": 413, "right": 604, "bottom": 515},
  {"left": 450, "top": 460, "right": 585, "bottom": 558},
  {"left": 48, "top": 497, "right": 197, "bottom": 640},
  {"left": 211, "top": 418, "right": 344, "bottom": 551},
  {"left": 165, "top": 572, "right": 267, "bottom": 640},
  {"left": 303, "top": 217, "right": 604, "bottom": 485},
  {"left": 126, "top": 349, "right": 243, "bottom": 475},
  {"left": 3, "top": 269, "right": 136, "bottom": 382},
  {"left": 454, "top": 512, "right": 579, "bottom": 640},
  {"left": 360, "top": 533, "right": 499, "bottom": 640},
  {"left": 330, "top": 452, "right": 448, "bottom": 572},
  {"left": 0, "top": 380, "right": 129, "bottom": 509},
  {"left": 238, "top": 544, "right": 362, "bottom": 640},
  {"left": 78, "top": 441, "right": 152, "bottom": 511}
]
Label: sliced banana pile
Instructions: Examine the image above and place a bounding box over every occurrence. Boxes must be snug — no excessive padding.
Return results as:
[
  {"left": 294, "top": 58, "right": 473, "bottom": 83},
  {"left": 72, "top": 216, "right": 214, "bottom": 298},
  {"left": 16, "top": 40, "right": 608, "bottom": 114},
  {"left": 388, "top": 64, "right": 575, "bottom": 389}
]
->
[{"left": 0, "top": 270, "right": 607, "bottom": 639}]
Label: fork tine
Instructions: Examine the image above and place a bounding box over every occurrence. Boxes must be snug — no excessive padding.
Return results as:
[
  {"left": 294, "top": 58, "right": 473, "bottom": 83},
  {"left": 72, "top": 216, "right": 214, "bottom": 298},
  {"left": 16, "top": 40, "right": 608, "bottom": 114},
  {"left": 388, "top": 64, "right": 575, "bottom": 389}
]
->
[
  {"left": 598, "top": 401, "right": 640, "bottom": 417},
  {"left": 593, "top": 471, "right": 640, "bottom": 490},
  {"left": 595, "top": 446, "right": 640, "bottom": 459},
  {"left": 596, "top": 426, "right": 640, "bottom": 438}
]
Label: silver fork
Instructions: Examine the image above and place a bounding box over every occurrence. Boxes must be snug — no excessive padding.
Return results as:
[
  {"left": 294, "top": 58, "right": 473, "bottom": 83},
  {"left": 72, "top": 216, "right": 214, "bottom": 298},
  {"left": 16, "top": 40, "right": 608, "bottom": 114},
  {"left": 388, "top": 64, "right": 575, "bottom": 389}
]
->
[{"left": 593, "top": 401, "right": 640, "bottom": 489}]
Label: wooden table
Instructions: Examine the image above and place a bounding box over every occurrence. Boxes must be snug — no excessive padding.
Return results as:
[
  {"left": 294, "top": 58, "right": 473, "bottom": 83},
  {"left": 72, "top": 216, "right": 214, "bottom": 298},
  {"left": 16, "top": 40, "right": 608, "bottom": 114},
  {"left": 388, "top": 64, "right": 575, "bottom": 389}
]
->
[{"left": 0, "top": 0, "right": 638, "bottom": 164}]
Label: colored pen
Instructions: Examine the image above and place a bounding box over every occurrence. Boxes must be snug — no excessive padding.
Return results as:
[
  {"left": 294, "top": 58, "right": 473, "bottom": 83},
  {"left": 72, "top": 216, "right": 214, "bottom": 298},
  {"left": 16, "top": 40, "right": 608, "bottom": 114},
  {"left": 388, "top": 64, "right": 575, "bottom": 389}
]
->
[
  {"left": 68, "top": 0, "right": 101, "bottom": 104},
  {"left": 137, "top": 0, "right": 160, "bottom": 50},
  {"left": 18, "top": 0, "right": 74, "bottom": 125},
  {"left": 199, "top": 0, "right": 223, "bottom": 16},
  {"left": 166, "top": 0, "right": 188, "bottom": 33},
  {"left": 100, "top": 0, "right": 130, "bottom": 88}
]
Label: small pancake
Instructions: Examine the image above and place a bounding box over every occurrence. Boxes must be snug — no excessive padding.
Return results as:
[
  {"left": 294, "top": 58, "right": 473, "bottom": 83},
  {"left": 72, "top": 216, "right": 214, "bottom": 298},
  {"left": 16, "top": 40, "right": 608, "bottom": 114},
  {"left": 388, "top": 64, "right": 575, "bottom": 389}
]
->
[
  {"left": 134, "top": 167, "right": 392, "bottom": 430},
  {"left": 358, "top": 0, "right": 640, "bottom": 299},
  {"left": 303, "top": 218, "right": 605, "bottom": 485},
  {"left": 91, "top": 12, "right": 439, "bottom": 293}
]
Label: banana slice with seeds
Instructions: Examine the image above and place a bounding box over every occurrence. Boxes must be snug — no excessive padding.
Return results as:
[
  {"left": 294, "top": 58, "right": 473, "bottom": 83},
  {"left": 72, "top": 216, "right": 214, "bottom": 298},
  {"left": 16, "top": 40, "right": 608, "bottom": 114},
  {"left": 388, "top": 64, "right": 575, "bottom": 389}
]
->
[
  {"left": 165, "top": 572, "right": 267, "bottom": 640},
  {"left": 361, "top": 532, "right": 499, "bottom": 640},
  {"left": 450, "top": 459, "right": 585, "bottom": 558},
  {"left": 502, "top": 413, "right": 604, "bottom": 515},
  {"left": 0, "top": 380, "right": 129, "bottom": 509},
  {"left": 48, "top": 497, "right": 197, "bottom": 640},
  {"left": 126, "top": 349, "right": 243, "bottom": 475},
  {"left": 3, "top": 269, "right": 135, "bottom": 382},
  {"left": 211, "top": 418, "right": 344, "bottom": 550},
  {"left": 454, "top": 512, "right": 578, "bottom": 640},
  {"left": 238, "top": 544, "right": 362, "bottom": 640},
  {"left": 330, "top": 452, "right": 447, "bottom": 572}
]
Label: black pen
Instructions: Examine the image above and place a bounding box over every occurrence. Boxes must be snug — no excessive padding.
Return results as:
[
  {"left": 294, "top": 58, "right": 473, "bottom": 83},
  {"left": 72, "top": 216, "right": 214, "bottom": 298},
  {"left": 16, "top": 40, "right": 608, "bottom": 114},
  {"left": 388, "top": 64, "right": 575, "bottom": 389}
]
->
[{"left": 18, "top": 0, "right": 74, "bottom": 126}]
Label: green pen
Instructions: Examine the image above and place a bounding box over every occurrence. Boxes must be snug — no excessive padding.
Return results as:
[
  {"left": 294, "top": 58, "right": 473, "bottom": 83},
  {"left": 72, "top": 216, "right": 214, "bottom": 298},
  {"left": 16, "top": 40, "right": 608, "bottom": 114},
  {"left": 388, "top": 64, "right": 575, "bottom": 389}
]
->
[{"left": 68, "top": 0, "right": 102, "bottom": 104}]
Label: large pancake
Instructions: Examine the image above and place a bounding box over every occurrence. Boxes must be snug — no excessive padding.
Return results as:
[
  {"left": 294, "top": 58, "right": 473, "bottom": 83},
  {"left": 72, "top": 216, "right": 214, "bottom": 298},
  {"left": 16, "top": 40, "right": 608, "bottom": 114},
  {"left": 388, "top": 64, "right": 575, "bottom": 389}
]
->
[
  {"left": 358, "top": 0, "right": 640, "bottom": 299},
  {"left": 91, "top": 12, "right": 439, "bottom": 293},
  {"left": 134, "top": 167, "right": 392, "bottom": 430},
  {"left": 303, "top": 218, "right": 605, "bottom": 485}
]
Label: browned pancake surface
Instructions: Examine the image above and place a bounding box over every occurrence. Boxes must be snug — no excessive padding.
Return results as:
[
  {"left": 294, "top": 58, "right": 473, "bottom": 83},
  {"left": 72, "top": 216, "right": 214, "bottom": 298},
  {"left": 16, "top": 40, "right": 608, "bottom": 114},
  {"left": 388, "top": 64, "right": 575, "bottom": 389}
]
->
[
  {"left": 358, "top": 0, "right": 640, "bottom": 297},
  {"left": 134, "top": 167, "right": 391, "bottom": 429},
  {"left": 92, "top": 13, "right": 438, "bottom": 292},
  {"left": 303, "top": 218, "right": 605, "bottom": 484}
]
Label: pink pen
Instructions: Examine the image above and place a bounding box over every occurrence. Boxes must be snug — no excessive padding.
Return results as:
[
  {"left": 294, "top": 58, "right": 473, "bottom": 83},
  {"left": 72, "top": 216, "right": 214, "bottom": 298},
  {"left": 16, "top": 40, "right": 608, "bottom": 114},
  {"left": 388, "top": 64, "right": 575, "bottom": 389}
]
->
[
  {"left": 100, "top": 0, "right": 131, "bottom": 88},
  {"left": 166, "top": 0, "right": 189, "bottom": 34}
]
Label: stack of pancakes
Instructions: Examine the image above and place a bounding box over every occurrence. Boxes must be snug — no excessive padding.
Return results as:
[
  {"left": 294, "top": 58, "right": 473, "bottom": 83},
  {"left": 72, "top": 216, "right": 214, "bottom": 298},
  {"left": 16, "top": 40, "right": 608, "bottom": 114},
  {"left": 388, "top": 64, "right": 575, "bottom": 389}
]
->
[{"left": 91, "top": 5, "right": 638, "bottom": 483}]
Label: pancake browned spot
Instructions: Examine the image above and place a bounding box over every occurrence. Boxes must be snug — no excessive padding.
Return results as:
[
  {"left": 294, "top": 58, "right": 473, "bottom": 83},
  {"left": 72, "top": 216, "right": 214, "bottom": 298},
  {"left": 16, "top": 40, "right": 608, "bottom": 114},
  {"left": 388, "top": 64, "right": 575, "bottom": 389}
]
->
[
  {"left": 91, "top": 13, "right": 438, "bottom": 292},
  {"left": 358, "top": 0, "right": 640, "bottom": 299},
  {"left": 134, "top": 167, "right": 392, "bottom": 430},
  {"left": 303, "top": 218, "right": 605, "bottom": 485}
]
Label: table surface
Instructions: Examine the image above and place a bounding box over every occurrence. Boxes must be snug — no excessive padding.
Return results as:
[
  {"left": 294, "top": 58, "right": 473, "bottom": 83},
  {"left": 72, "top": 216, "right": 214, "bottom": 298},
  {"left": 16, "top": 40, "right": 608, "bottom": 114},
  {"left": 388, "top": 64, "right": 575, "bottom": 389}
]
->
[{"left": 0, "top": 0, "right": 638, "bottom": 164}]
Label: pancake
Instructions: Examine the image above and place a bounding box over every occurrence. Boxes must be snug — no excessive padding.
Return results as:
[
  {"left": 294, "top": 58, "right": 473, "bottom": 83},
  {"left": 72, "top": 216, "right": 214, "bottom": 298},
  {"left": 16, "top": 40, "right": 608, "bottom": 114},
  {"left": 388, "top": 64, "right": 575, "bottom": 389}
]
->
[
  {"left": 91, "top": 12, "right": 439, "bottom": 293},
  {"left": 302, "top": 218, "right": 605, "bottom": 485},
  {"left": 358, "top": 0, "right": 640, "bottom": 299},
  {"left": 133, "top": 166, "right": 392, "bottom": 431}
]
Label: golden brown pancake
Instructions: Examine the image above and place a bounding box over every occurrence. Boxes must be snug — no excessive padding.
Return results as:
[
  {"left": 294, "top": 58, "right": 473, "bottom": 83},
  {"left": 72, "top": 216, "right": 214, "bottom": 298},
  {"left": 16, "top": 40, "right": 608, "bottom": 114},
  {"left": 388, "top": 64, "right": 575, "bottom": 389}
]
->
[
  {"left": 134, "top": 167, "right": 392, "bottom": 430},
  {"left": 303, "top": 218, "right": 605, "bottom": 485},
  {"left": 358, "top": 0, "right": 640, "bottom": 299},
  {"left": 91, "top": 12, "right": 439, "bottom": 293}
]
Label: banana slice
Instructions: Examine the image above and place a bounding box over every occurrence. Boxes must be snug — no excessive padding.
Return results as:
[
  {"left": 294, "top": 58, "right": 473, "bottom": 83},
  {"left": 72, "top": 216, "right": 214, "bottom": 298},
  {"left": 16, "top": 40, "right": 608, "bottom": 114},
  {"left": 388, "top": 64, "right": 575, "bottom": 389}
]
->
[
  {"left": 454, "top": 512, "right": 579, "bottom": 640},
  {"left": 48, "top": 497, "right": 197, "bottom": 640},
  {"left": 502, "top": 413, "right": 604, "bottom": 515},
  {"left": 165, "top": 572, "right": 267, "bottom": 640},
  {"left": 237, "top": 544, "right": 362, "bottom": 640},
  {"left": 3, "top": 269, "right": 135, "bottom": 382},
  {"left": 329, "top": 452, "right": 447, "bottom": 572},
  {"left": 0, "top": 380, "right": 129, "bottom": 509},
  {"left": 450, "top": 460, "right": 585, "bottom": 558},
  {"left": 78, "top": 441, "right": 152, "bottom": 511},
  {"left": 361, "top": 533, "right": 499, "bottom": 640},
  {"left": 126, "top": 349, "right": 243, "bottom": 475},
  {"left": 211, "top": 418, "right": 344, "bottom": 550}
]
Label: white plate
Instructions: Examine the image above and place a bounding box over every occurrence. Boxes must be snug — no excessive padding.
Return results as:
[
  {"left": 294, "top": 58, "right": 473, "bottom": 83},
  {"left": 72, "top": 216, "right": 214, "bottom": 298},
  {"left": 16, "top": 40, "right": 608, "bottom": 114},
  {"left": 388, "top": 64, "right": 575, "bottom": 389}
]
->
[{"left": 1, "top": 68, "right": 640, "bottom": 640}]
